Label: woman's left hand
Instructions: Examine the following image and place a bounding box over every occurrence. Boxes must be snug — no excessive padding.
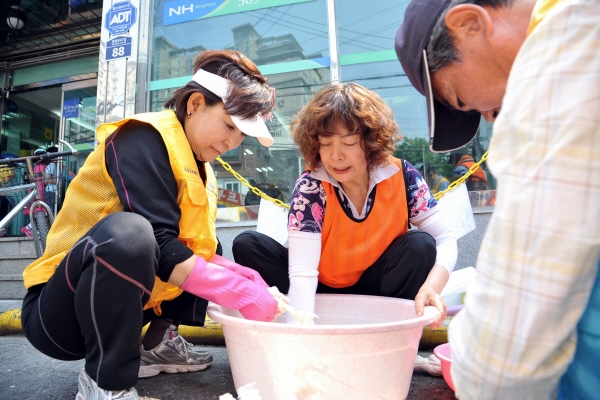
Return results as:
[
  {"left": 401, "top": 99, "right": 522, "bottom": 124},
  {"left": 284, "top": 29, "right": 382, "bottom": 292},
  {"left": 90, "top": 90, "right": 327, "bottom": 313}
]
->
[{"left": 414, "top": 285, "right": 447, "bottom": 329}]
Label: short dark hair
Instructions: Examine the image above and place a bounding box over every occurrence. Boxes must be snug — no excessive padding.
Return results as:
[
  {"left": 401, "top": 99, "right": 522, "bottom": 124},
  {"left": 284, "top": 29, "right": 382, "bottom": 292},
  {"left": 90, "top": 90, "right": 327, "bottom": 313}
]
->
[
  {"left": 427, "top": 0, "right": 513, "bottom": 73},
  {"left": 164, "top": 49, "right": 274, "bottom": 126},
  {"left": 291, "top": 83, "right": 401, "bottom": 171}
]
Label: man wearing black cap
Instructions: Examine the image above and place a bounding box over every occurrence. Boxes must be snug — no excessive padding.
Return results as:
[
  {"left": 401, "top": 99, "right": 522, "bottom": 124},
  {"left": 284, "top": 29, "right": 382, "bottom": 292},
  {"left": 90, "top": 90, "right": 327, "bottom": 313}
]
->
[{"left": 396, "top": 0, "right": 600, "bottom": 399}]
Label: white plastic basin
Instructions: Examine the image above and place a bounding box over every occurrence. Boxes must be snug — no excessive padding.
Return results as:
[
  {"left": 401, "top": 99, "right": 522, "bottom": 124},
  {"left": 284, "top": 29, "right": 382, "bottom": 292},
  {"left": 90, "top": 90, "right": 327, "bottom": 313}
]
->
[{"left": 207, "top": 294, "right": 439, "bottom": 399}]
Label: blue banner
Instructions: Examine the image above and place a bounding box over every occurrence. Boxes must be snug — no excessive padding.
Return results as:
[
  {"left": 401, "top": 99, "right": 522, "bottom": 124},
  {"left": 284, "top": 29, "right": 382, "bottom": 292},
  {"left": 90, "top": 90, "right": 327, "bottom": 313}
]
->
[
  {"left": 62, "top": 98, "right": 80, "bottom": 119},
  {"left": 163, "top": 0, "right": 314, "bottom": 26}
]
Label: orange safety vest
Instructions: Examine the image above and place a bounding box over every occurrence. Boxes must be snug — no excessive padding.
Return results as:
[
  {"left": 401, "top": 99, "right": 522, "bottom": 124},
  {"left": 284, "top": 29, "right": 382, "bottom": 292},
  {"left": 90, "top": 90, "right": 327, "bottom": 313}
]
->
[
  {"left": 23, "top": 110, "right": 219, "bottom": 314},
  {"left": 455, "top": 155, "right": 488, "bottom": 183},
  {"left": 318, "top": 157, "right": 409, "bottom": 288}
]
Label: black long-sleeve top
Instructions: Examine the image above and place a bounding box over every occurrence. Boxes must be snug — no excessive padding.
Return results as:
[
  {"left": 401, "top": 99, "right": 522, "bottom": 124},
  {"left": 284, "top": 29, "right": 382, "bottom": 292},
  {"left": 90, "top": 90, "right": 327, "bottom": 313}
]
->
[{"left": 104, "top": 119, "right": 205, "bottom": 282}]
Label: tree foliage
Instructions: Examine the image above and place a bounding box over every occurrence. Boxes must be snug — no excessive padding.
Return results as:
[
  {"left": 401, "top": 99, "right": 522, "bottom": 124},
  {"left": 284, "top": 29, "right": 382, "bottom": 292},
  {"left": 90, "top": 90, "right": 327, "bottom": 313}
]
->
[{"left": 393, "top": 138, "right": 454, "bottom": 180}]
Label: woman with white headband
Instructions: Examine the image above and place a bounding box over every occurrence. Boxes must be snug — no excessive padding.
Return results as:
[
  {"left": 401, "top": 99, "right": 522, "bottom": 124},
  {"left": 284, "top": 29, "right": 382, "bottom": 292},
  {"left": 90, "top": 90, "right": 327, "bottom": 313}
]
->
[{"left": 20, "top": 50, "right": 277, "bottom": 400}]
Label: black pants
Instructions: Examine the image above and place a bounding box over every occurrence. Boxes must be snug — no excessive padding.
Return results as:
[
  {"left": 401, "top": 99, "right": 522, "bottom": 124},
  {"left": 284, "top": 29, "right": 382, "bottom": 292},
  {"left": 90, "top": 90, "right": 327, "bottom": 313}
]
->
[
  {"left": 232, "top": 230, "right": 436, "bottom": 300},
  {"left": 21, "top": 213, "right": 211, "bottom": 391}
]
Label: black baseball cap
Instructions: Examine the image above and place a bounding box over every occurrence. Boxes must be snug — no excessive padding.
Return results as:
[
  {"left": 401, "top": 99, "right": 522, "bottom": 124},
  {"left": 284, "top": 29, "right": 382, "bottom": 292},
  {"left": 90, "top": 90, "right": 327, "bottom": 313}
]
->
[{"left": 395, "top": 0, "right": 481, "bottom": 153}]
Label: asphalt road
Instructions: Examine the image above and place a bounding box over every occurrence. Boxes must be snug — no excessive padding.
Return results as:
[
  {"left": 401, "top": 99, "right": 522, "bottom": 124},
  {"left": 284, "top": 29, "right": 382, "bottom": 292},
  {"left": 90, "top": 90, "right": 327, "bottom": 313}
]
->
[{"left": 0, "top": 335, "right": 455, "bottom": 400}]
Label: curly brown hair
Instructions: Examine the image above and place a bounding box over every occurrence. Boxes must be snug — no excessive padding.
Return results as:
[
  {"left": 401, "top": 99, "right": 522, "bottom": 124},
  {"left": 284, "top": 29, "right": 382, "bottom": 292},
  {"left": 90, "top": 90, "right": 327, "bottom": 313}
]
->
[
  {"left": 164, "top": 49, "right": 274, "bottom": 126},
  {"left": 290, "top": 83, "right": 401, "bottom": 171}
]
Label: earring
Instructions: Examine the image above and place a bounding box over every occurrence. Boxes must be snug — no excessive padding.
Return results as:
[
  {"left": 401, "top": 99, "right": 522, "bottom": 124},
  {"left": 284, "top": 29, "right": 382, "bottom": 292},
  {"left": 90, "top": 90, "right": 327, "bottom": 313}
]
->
[{"left": 187, "top": 112, "right": 192, "bottom": 117}]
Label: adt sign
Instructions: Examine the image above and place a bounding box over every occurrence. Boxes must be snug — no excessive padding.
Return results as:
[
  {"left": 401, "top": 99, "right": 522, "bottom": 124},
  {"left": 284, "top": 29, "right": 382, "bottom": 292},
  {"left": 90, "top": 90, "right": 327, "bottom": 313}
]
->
[{"left": 105, "top": 1, "right": 137, "bottom": 35}]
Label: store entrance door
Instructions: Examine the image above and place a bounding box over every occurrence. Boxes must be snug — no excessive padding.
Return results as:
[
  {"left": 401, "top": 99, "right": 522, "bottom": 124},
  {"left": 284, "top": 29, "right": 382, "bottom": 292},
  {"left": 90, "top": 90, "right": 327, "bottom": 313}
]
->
[{"left": 57, "top": 79, "right": 97, "bottom": 206}]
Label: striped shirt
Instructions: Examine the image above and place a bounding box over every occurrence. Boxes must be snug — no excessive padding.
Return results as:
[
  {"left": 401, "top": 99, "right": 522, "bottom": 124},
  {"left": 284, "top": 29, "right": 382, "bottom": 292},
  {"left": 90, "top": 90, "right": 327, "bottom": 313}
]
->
[{"left": 449, "top": 0, "right": 600, "bottom": 398}]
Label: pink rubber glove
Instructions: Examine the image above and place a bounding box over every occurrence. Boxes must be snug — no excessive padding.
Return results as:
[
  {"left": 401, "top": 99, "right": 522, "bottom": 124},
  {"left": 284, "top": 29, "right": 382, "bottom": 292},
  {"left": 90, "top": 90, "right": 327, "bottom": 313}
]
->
[
  {"left": 209, "top": 254, "right": 269, "bottom": 288},
  {"left": 181, "top": 256, "right": 278, "bottom": 322}
]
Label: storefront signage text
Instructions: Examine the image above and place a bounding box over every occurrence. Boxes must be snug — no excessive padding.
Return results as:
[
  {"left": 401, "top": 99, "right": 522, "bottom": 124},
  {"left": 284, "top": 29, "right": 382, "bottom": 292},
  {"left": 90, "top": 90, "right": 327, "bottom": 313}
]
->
[
  {"left": 163, "top": 0, "right": 314, "bottom": 26},
  {"left": 218, "top": 188, "right": 244, "bottom": 205}
]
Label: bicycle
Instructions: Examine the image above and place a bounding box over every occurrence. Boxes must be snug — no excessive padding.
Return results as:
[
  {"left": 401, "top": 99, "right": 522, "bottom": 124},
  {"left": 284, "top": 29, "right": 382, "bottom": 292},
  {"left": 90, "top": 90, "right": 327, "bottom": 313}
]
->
[{"left": 0, "top": 140, "right": 77, "bottom": 257}]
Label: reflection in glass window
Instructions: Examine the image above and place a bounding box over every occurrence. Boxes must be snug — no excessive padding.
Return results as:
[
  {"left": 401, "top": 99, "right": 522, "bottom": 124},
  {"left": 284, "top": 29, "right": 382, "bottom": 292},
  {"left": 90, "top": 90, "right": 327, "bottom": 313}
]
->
[
  {"left": 148, "top": 0, "right": 496, "bottom": 203},
  {"left": 336, "top": 0, "right": 406, "bottom": 56},
  {"left": 150, "top": 66, "right": 331, "bottom": 204},
  {"left": 205, "top": 67, "right": 329, "bottom": 205},
  {"left": 152, "top": 0, "right": 329, "bottom": 77},
  {"left": 63, "top": 87, "right": 98, "bottom": 180},
  {"left": 150, "top": 0, "right": 333, "bottom": 203},
  {"left": 342, "top": 61, "right": 428, "bottom": 140},
  {"left": 0, "top": 98, "right": 58, "bottom": 157}
]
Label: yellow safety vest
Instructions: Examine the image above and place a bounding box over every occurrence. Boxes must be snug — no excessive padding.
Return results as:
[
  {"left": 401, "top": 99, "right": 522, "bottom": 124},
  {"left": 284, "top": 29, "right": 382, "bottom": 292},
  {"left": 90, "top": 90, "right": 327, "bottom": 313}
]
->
[{"left": 23, "top": 110, "right": 219, "bottom": 314}]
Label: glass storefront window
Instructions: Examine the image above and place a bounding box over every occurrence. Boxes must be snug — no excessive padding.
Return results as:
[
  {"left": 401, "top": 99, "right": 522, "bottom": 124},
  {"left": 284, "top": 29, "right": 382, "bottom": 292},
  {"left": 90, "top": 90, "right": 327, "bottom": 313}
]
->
[
  {"left": 336, "top": 0, "right": 495, "bottom": 195},
  {"left": 150, "top": 0, "right": 331, "bottom": 207},
  {"left": 341, "top": 60, "right": 428, "bottom": 140},
  {"left": 150, "top": 68, "right": 330, "bottom": 207},
  {"left": 218, "top": 69, "right": 330, "bottom": 206},
  {"left": 0, "top": 82, "right": 98, "bottom": 233},
  {"left": 62, "top": 86, "right": 98, "bottom": 176},
  {"left": 1, "top": 97, "right": 59, "bottom": 157},
  {"left": 342, "top": 61, "right": 458, "bottom": 184},
  {"left": 151, "top": 0, "right": 329, "bottom": 79},
  {"left": 336, "top": 0, "right": 403, "bottom": 57},
  {"left": 148, "top": 0, "right": 495, "bottom": 211}
]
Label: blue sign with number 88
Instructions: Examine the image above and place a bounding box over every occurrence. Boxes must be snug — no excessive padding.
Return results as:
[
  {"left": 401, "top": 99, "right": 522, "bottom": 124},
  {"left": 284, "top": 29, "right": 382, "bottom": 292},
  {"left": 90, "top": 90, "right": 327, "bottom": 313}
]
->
[{"left": 106, "top": 36, "right": 133, "bottom": 61}]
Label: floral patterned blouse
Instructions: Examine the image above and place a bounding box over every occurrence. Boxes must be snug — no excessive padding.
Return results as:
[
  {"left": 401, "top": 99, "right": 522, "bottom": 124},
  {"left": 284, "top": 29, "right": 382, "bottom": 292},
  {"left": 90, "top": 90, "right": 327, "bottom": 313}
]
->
[{"left": 288, "top": 160, "right": 437, "bottom": 233}]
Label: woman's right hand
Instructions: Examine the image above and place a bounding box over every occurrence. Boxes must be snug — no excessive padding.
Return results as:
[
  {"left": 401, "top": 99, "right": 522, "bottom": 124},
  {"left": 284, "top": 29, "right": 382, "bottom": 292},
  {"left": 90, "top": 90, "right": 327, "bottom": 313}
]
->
[
  {"left": 238, "top": 288, "right": 279, "bottom": 322},
  {"left": 179, "top": 256, "right": 278, "bottom": 322}
]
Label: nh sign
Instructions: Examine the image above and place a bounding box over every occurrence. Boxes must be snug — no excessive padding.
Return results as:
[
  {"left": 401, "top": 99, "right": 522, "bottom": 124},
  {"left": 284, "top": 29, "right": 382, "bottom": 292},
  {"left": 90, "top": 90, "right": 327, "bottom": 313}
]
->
[{"left": 105, "top": 1, "right": 137, "bottom": 35}]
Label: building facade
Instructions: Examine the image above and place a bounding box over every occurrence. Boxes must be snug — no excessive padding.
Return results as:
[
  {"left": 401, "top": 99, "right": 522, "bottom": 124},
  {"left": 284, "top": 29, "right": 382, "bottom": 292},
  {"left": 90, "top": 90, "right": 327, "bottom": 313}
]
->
[{"left": 0, "top": 0, "right": 494, "bottom": 231}]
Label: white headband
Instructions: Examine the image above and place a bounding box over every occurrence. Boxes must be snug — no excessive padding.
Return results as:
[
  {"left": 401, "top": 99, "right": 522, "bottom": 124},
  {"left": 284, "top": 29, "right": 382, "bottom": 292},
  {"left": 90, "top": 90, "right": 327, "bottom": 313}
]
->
[
  {"left": 190, "top": 69, "right": 274, "bottom": 147},
  {"left": 191, "top": 69, "right": 230, "bottom": 100}
]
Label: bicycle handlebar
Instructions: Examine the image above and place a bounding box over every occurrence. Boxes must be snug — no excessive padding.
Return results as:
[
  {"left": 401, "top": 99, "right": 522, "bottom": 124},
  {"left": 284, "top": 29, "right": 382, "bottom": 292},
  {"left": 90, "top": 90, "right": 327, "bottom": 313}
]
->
[
  {"left": 0, "top": 150, "right": 77, "bottom": 166},
  {"left": 0, "top": 139, "right": 78, "bottom": 166}
]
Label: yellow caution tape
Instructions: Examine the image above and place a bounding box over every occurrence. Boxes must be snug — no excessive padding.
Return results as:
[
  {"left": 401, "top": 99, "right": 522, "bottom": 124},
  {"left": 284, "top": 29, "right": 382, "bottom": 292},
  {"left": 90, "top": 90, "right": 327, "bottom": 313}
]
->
[
  {"left": 216, "top": 156, "right": 289, "bottom": 209},
  {"left": 434, "top": 151, "right": 489, "bottom": 201},
  {"left": 217, "top": 151, "right": 489, "bottom": 208}
]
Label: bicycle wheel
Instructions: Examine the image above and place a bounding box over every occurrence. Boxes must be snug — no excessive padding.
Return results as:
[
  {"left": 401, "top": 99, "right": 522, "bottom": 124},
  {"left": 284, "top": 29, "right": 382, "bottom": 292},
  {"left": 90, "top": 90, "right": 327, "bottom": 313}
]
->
[{"left": 33, "top": 209, "right": 50, "bottom": 257}]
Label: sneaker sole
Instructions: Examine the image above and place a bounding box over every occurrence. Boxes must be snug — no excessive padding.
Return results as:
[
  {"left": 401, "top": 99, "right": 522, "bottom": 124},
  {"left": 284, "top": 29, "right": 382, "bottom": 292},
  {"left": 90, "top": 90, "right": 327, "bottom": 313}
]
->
[
  {"left": 75, "top": 393, "right": 83, "bottom": 400},
  {"left": 138, "top": 363, "right": 212, "bottom": 378}
]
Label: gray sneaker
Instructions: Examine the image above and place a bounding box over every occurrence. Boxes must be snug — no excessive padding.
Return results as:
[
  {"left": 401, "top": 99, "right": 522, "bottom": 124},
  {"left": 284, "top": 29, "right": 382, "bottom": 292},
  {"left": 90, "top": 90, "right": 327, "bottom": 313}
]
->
[
  {"left": 139, "top": 325, "right": 214, "bottom": 378},
  {"left": 75, "top": 368, "right": 139, "bottom": 400}
]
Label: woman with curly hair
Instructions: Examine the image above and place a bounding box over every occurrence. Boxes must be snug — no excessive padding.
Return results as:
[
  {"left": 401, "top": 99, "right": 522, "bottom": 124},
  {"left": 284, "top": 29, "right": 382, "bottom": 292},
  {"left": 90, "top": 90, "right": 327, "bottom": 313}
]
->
[{"left": 233, "top": 83, "right": 456, "bottom": 328}]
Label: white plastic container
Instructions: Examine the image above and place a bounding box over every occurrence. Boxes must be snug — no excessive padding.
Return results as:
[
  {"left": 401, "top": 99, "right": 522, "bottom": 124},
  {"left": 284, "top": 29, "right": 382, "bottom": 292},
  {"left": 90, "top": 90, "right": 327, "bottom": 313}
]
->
[
  {"left": 207, "top": 294, "right": 439, "bottom": 400},
  {"left": 440, "top": 267, "right": 477, "bottom": 306}
]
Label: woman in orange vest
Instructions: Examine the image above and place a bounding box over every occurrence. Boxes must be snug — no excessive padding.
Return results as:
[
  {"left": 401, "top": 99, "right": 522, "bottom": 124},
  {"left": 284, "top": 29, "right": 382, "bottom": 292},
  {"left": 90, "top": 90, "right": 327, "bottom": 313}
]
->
[
  {"left": 233, "top": 83, "right": 457, "bottom": 330},
  {"left": 20, "top": 50, "right": 280, "bottom": 400}
]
